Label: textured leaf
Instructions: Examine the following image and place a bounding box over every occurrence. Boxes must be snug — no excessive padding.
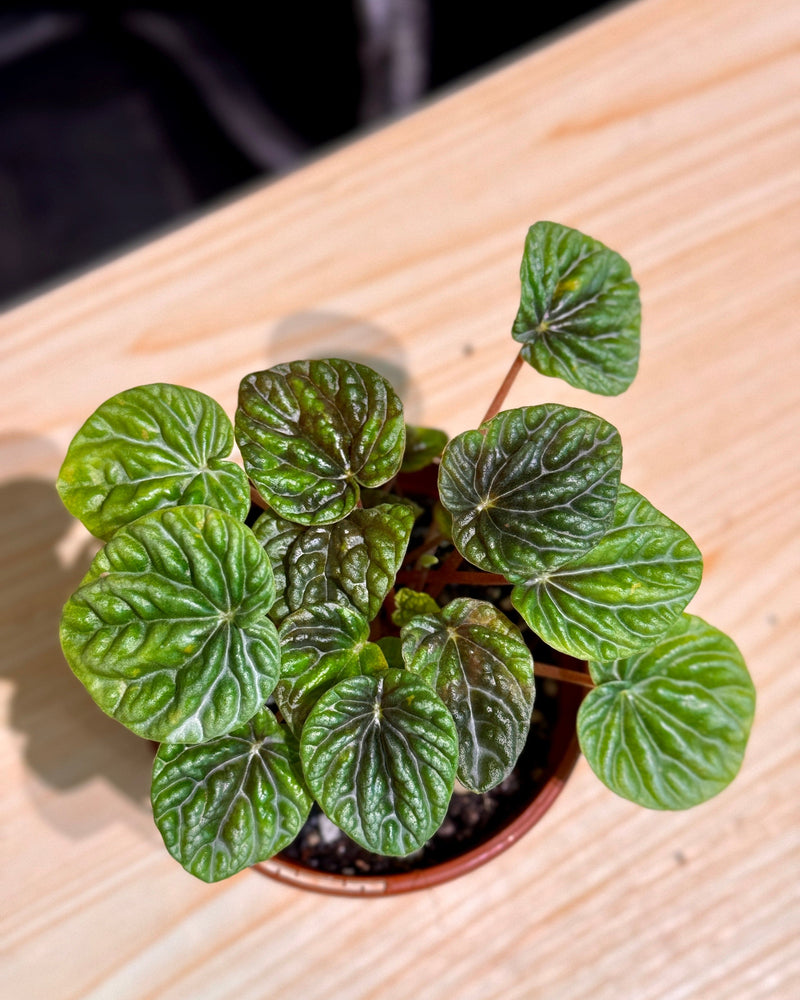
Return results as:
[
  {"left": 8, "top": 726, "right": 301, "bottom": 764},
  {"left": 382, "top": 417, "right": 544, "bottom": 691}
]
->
[
  {"left": 438, "top": 404, "right": 622, "bottom": 578},
  {"left": 253, "top": 502, "right": 414, "bottom": 623},
  {"left": 236, "top": 359, "right": 405, "bottom": 524},
  {"left": 512, "top": 221, "right": 641, "bottom": 396},
  {"left": 152, "top": 707, "right": 311, "bottom": 881},
  {"left": 391, "top": 587, "right": 441, "bottom": 628},
  {"left": 277, "top": 603, "right": 387, "bottom": 736},
  {"left": 60, "top": 506, "right": 280, "bottom": 743},
  {"left": 511, "top": 485, "right": 703, "bottom": 660},
  {"left": 401, "top": 599, "right": 535, "bottom": 792},
  {"left": 57, "top": 383, "right": 249, "bottom": 540},
  {"left": 578, "top": 614, "right": 755, "bottom": 809},
  {"left": 300, "top": 669, "right": 458, "bottom": 855},
  {"left": 401, "top": 425, "right": 448, "bottom": 472}
]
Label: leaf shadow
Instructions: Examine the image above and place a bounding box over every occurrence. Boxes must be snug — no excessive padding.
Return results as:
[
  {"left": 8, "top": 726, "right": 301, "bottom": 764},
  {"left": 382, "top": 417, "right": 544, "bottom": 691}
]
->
[{"left": 1, "top": 433, "right": 153, "bottom": 838}]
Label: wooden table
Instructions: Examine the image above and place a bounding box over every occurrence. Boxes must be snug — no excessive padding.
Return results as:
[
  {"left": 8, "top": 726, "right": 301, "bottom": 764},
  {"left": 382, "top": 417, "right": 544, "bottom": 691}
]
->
[{"left": 2, "top": 0, "right": 798, "bottom": 996}]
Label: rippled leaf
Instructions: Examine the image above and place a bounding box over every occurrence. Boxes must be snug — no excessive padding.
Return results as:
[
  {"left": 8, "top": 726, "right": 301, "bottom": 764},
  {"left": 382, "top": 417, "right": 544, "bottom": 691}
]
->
[
  {"left": 512, "top": 221, "right": 641, "bottom": 396},
  {"left": 236, "top": 360, "right": 405, "bottom": 524},
  {"left": 152, "top": 707, "right": 311, "bottom": 881},
  {"left": 391, "top": 587, "right": 441, "bottom": 628},
  {"left": 253, "top": 502, "right": 414, "bottom": 623},
  {"left": 60, "top": 505, "right": 280, "bottom": 743},
  {"left": 57, "top": 383, "right": 250, "bottom": 540},
  {"left": 277, "top": 603, "right": 387, "bottom": 736},
  {"left": 401, "top": 599, "right": 535, "bottom": 792},
  {"left": 439, "top": 404, "right": 622, "bottom": 578},
  {"left": 578, "top": 614, "right": 755, "bottom": 809},
  {"left": 512, "top": 485, "right": 703, "bottom": 660},
  {"left": 301, "top": 669, "right": 458, "bottom": 855},
  {"left": 401, "top": 425, "right": 449, "bottom": 472}
]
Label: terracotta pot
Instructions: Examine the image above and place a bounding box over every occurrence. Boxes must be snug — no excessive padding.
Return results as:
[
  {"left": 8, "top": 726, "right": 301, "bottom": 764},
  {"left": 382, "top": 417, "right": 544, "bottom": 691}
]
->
[{"left": 254, "top": 658, "right": 588, "bottom": 897}]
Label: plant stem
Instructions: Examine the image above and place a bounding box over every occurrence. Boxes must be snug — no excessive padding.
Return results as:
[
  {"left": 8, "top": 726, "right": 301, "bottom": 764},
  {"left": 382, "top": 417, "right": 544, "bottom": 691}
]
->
[
  {"left": 533, "top": 661, "right": 594, "bottom": 689},
  {"left": 481, "top": 350, "right": 524, "bottom": 425}
]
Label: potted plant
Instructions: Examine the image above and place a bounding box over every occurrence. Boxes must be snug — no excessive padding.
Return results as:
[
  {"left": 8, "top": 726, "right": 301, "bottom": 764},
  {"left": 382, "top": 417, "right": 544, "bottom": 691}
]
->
[{"left": 57, "top": 221, "right": 755, "bottom": 893}]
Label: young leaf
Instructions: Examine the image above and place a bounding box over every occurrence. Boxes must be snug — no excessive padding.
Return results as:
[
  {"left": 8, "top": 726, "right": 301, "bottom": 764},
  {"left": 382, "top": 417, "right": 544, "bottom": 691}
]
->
[
  {"left": 300, "top": 670, "right": 458, "bottom": 856},
  {"left": 56, "top": 383, "right": 250, "bottom": 540},
  {"left": 236, "top": 359, "right": 405, "bottom": 524},
  {"left": 438, "top": 404, "right": 622, "bottom": 578},
  {"left": 401, "top": 425, "right": 449, "bottom": 472},
  {"left": 578, "top": 614, "right": 755, "bottom": 809},
  {"left": 401, "top": 599, "right": 535, "bottom": 792},
  {"left": 512, "top": 221, "right": 641, "bottom": 396},
  {"left": 391, "top": 587, "right": 441, "bottom": 628},
  {"left": 277, "top": 603, "right": 388, "bottom": 737},
  {"left": 511, "top": 485, "right": 703, "bottom": 660},
  {"left": 152, "top": 707, "right": 312, "bottom": 882},
  {"left": 253, "top": 502, "right": 415, "bottom": 623},
  {"left": 60, "top": 505, "right": 280, "bottom": 743}
]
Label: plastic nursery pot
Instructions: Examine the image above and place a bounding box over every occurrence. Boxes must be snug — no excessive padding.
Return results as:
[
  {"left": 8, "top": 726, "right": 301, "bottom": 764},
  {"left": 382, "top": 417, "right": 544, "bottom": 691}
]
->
[{"left": 254, "top": 653, "right": 589, "bottom": 897}]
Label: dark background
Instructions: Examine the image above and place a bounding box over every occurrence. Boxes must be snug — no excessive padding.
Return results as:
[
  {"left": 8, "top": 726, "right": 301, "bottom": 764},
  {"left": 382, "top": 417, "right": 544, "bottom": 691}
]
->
[{"left": 0, "top": 3, "right": 607, "bottom": 307}]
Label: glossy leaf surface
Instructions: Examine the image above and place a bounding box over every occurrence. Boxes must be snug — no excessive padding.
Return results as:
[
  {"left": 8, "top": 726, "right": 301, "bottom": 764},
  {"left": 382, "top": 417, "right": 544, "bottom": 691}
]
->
[
  {"left": 301, "top": 669, "right": 458, "bottom": 855},
  {"left": 236, "top": 360, "right": 405, "bottom": 524},
  {"left": 439, "top": 404, "right": 622, "bottom": 578},
  {"left": 57, "top": 383, "right": 250, "bottom": 539},
  {"left": 401, "top": 424, "right": 448, "bottom": 472},
  {"left": 512, "top": 221, "right": 641, "bottom": 396},
  {"left": 60, "top": 506, "right": 280, "bottom": 743},
  {"left": 253, "top": 502, "right": 414, "bottom": 623},
  {"left": 401, "top": 599, "right": 535, "bottom": 792},
  {"left": 277, "top": 603, "right": 387, "bottom": 737},
  {"left": 578, "top": 615, "right": 755, "bottom": 809},
  {"left": 152, "top": 707, "right": 311, "bottom": 882},
  {"left": 512, "top": 485, "right": 703, "bottom": 660},
  {"left": 391, "top": 587, "right": 441, "bottom": 628}
]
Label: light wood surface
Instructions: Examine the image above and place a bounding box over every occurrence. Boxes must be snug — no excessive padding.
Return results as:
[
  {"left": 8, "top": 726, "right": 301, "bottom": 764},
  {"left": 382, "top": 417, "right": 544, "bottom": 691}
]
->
[{"left": 2, "top": 0, "right": 798, "bottom": 996}]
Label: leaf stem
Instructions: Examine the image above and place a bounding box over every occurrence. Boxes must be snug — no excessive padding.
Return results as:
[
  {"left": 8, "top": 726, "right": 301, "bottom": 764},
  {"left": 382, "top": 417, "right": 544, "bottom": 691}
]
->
[
  {"left": 533, "top": 661, "right": 594, "bottom": 689},
  {"left": 481, "top": 350, "right": 524, "bottom": 425}
]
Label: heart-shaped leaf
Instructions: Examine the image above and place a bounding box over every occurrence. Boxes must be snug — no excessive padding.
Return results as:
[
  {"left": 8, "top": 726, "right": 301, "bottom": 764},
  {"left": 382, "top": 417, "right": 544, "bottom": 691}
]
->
[
  {"left": 57, "top": 383, "right": 250, "bottom": 540},
  {"left": 511, "top": 485, "right": 703, "bottom": 660},
  {"left": 401, "top": 425, "right": 448, "bottom": 472},
  {"left": 253, "top": 502, "right": 415, "bottom": 623},
  {"left": 152, "top": 707, "right": 312, "bottom": 882},
  {"left": 391, "top": 587, "right": 442, "bottom": 628},
  {"left": 60, "top": 505, "right": 281, "bottom": 743},
  {"left": 401, "top": 598, "right": 535, "bottom": 792},
  {"left": 512, "top": 221, "right": 641, "bottom": 396},
  {"left": 277, "top": 603, "right": 387, "bottom": 736},
  {"left": 578, "top": 614, "right": 755, "bottom": 809},
  {"left": 236, "top": 360, "right": 405, "bottom": 524},
  {"left": 301, "top": 669, "right": 458, "bottom": 855},
  {"left": 438, "top": 404, "right": 622, "bottom": 578}
]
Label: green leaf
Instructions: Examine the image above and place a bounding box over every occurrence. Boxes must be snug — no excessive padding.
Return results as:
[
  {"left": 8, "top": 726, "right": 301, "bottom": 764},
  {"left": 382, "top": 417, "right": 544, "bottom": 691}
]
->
[
  {"left": 511, "top": 485, "right": 703, "bottom": 660},
  {"left": 578, "top": 614, "right": 756, "bottom": 809},
  {"left": 152, "top": 707, "right": 312, "bottom": 882},
  {"left": 236, "top": 359, "right": 405, "bottom": 524},
  {"left": 300, "top": 669, "right": 458, "bottom": 856},
  {"left": 512, "top": 221, "right": 641, "bottom": 396},
  {"left": 438, "top": 404, "right": 622, "bottom": 578},
  {"left": 401, "top": 425, "right": 449, "bottom": 472},
  {"left": 376, "top": 636, "right": 404, "bottom": 670},
  {"left": 253, "top": 502, "right": 415, "bottom": 623},
  {"left": 60, "top": 505, "right": 281, "bottom": 743},
  {"left": 391, "top": 587, "right": 441, "bottom": 628},
  {"left": 401, "top": 599, "right": 535, "bottom": 792},
  {"left": 277, "top": 603, "right": 387, "bottom": 737}
]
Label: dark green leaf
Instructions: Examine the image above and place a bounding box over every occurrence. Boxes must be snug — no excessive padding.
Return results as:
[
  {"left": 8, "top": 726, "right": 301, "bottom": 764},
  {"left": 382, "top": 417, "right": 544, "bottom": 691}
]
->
[
  {"left": 512, "top": 221, "right": 641, "bottom": 396},
  {"left": 438, "top": 404, "right": 622, "bottom": 578},
  {"left": 253, "top": 502, "right": 415, "bottom": 623},
  {"left": 401, "top": 425, "right": 449, "bottom": 472},
  {"left": 401, "top": 598, "right": 535, "bottom": 792},
  {"left": 60, "top": 505, "right": 280, "bottom": 743},
  {"left": 391, "top": 587, "right": 441, "bottom": 628},
  {"left": 300, "top": 669, "right": 458, "bottom": 855},
  {"left": 152, "top": 707, "right": 311, "bottom": 882},
  {"left": 57, "top": 383, "right": 250, "bottom": 539},
  {"left": 578, "top": 614, "right": 755, "bottom": 809},
  {"left": 277, "top": 603, "right": 387, "bottom": 736},
  {"left": 511, "top": 485, "right": 703, "bottom": 660},
  {"left": 236, "top": 359, "right": 405, "bottom": 524},
  {"left": 376, "top": 636, "right": 404, "bottom": 670}
]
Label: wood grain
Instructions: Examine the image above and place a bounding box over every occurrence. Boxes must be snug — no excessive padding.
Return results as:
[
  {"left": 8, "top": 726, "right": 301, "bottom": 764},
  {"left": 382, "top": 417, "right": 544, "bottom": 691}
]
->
[{"left": 2, "top": 0, "right": 798, "bottom": 997}]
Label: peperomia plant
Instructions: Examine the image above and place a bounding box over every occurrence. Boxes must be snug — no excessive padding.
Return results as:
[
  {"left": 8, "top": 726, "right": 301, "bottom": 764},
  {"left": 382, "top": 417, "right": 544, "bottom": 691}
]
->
[{"left": 58, "top": 221, "right": 755, "bottom": 882}]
